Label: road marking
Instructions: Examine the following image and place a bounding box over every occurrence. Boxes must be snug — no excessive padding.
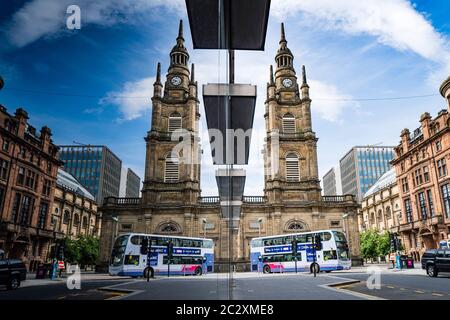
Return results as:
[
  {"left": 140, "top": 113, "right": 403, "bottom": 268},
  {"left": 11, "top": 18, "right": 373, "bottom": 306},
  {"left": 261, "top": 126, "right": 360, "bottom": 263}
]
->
[
  {"left": 414, "top": 290, "right": 424, "bottom": 294},
  {"left": 399, "top": 288, "right": 407, "bottom": 291},
  {"left": 248, "top": 289, "right": 254, "bottom": 292},
  {"left": 432, "top": 293, "right": 444, "bottom": 297},
  {"left": 386, "top": 286, "right": 395, "bottom": 289}
]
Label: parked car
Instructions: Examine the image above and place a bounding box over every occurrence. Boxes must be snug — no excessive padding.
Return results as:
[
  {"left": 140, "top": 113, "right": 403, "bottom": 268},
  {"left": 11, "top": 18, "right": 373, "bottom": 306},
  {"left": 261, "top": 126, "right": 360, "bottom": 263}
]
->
[
  {"left": 421, "top": 249, "right": 450, "bottom": 277},
  {"left": 0, "top": 250, "right": 27, "bottom": 290}
]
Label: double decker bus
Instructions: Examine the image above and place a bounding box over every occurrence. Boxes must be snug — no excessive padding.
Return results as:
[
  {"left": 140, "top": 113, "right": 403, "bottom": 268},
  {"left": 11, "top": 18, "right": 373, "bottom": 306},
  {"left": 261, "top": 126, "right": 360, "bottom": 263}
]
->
[
  {"left": 250, "top": 230, "right": 351, "bottom": 274},
  {"left": 109, "top": 233, "right": 214, "bottom": 277}
]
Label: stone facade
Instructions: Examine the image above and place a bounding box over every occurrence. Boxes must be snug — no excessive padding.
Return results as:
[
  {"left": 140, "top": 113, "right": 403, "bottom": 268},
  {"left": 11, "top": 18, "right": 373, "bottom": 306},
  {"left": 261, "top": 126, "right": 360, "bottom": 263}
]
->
[
  {"left": 359, "top": 169, "right": 402, "bottom": 233},
  {"left": 98, "top": 22, "right": 361, "bottom": 271},
  {"left": 0, "top": 106, "right": 63, "bottom": 270},
  {"left": 52, "top": 170, "right": 100, "bottom": 239},
  {"left": 390, "top": 76, "right": 450, "bottom": 261}
]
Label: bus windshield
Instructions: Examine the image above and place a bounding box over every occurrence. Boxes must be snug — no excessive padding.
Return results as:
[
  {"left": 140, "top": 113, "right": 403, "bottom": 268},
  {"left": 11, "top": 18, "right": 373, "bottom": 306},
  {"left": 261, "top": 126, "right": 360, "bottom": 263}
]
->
[{"left": 110, "top": 235, "right": 129, "bottom": 267}]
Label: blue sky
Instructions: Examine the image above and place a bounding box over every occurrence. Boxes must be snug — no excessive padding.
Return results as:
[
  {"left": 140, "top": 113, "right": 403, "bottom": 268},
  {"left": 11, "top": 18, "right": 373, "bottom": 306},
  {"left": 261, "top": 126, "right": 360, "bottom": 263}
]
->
[{"left": 0, "top": 0, "right": 449, "bottom": 196}]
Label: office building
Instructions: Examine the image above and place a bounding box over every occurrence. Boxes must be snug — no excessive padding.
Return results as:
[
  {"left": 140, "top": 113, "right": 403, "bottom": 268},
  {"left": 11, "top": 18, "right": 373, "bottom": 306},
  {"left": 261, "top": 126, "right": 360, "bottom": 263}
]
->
[
  {"left": 58, "top": 145, "right": 122, "bottom": 204},
  {"left": 340, "top": 146, "right": 395, "bottom": 202},
  {"left": 322, "top": 167, "right": 342, "bottom": 196}
]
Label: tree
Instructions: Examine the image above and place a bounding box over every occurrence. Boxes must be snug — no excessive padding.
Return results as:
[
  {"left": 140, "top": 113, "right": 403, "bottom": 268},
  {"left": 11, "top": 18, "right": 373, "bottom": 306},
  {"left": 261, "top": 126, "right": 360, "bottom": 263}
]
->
[
  {"left": 377, "top": 232, "right": 391, "bottom": 257},
  {"left": 63, "top": 235, "right": 99, "bottom": 268},
  {"left": 360, "top": 230, "right": 379, "bottom": 261}
]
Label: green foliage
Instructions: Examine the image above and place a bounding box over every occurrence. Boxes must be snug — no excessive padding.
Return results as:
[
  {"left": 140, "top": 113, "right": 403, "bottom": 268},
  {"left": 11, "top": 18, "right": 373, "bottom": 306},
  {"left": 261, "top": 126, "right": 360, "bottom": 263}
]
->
[
  {"left": 63, "top": 235, "right": 99, "bottom": 266},
  {"left": 360, "top": 230, "right": 392, "bottom": 260},
  {"left": 377, "top": 232, "right": 391, "bottom": 257}
]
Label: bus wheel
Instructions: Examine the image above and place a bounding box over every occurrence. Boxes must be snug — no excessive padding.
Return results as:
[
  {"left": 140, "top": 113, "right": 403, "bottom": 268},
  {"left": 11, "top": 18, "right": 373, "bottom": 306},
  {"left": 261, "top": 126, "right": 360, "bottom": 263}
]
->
[
  {"left": 263, "top": 265, "right": 271, "bottom": 274},
  {"left": 195, "top": 267, "right": 203, "bottom": 276},
  {"left": 144, "top": 267, "right": 154, "bottom": 279},
  {"left": 310, "top": 263, "right": 320, "bottom": 274},
  {"left": 325, "top": 270, "right": 332, "bottom": 273}
]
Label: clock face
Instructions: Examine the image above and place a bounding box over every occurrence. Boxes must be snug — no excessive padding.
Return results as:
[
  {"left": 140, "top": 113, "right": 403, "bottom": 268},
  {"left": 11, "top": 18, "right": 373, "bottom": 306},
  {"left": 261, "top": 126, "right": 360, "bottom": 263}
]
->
[
  {"left": 282, "top": 78, "right": 293, "bottom": 88},
  {"left": 171, "top": 76, "right": 182, "bottom": 86}
]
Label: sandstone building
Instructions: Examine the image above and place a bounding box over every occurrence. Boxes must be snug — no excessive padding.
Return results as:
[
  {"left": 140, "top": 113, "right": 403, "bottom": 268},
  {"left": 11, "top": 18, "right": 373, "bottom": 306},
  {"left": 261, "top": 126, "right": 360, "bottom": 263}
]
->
[
  {"left": 390, "top": 76, "right": 450, "bottom": 261},
  {"left": 98, "top": 22, "right": 361, "bottom": 271}
]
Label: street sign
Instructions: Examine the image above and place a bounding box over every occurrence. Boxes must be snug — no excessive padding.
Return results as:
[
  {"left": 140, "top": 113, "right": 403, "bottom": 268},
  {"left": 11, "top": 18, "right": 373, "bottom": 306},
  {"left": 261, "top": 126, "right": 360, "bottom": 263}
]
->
[{"left": 58, "top": 261, "right": 65, "bottom": 269}]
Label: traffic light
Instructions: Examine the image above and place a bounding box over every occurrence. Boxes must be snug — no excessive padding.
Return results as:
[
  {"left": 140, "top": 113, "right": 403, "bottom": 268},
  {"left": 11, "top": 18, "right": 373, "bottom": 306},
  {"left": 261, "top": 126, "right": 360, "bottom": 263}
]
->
[
  {"left": 141, "top": 237, "right": 149, "bottom": 255},
  {"left": 167, "top": 240, "right": 174, "bottom": 260},
  {"left": 390, "top": 233, "right": 398, "bottom": 252},
  {"left": 57, "top": 242, "right": 65, "bottom": 260},
  {"left": 291, "top": 239, "right": 298, "bottom": 255},
  {"left": 314, "top": 234, "right": 322, "bottom": 251}
]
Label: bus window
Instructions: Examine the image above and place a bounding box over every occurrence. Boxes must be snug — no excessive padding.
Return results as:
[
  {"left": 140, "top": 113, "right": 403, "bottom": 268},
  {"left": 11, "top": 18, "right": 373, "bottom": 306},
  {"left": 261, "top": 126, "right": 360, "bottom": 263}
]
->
[
  {"left": 273, "top": 237, "right": 283, "bottom": 245},
  {"left": 284, "top": 236, "right": 293, "bottom": 244},
  {"left": 202, "top": 240, "right": 213, "bottom": 248},
  {"left": 193, "top": 240, "right": 202, "bottom": 248},
  {"left": 323, "top": 250, "right": 337, "bottom": 261},
  {"left": 130, "top": 235, "right": 143, "bottom": 245},
  {"left": 124, "top": 255, "right": 140, "bottom": 266},
  {"left": 263, "top": 239, "right": 273, "bottom": 246},
  {"left": 296, "top": 235, "right": 307, "bottom": 243},
  {"left": 251, "top": 239, "right": 262, "bottom": 248},
  {"left": 114, "top": 235, "right": 129, "bottom": 247},
  {"left": 333, "top": 231, "right": 347, "bottom": 242},
  {"left": 322, "top": 232, "right": 332, "bottom": 241}
]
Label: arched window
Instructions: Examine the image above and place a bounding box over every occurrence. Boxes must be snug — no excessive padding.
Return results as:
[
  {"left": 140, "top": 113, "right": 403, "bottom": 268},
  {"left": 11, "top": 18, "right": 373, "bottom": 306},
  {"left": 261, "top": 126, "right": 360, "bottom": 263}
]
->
[
  {"left": 164, "top": 154, "right": 179, "bottom": 183},
  {"left": 370, "top": 212, "right": 375, "bottom": 224},
  {"left": 386, "top": 207, "right": 391, "bottom": 219},
  {"left": 168, "top": 112, "right": 182, "bottom": 132},
  {"left": 82, "top": 216, "right": 88, "bottom": 229},
  {"left": 377, "top": 210, "right": 382, "bottom": 221},
  {"left": 63, "top": 210, "right": 70, "bottom": 224},
  {"left": 157, "top": 221, "right": 181, "bottom": 234},
  {"left": 285, "top": 153, "right": 299, "bottom": 182},
  {"left": 282, "top": 113, "right": 295, "bottom": 134},
  {"left": 287, "top": 221, "right": 304, "bottom": 231},
  {"left": 73, "top": 213, "right": 80, "bottom": 226}
]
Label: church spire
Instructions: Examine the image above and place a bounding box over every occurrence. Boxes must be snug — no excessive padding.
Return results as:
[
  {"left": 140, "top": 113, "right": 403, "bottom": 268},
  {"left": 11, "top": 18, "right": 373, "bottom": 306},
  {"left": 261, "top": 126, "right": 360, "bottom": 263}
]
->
[
  {"left": 269, "top": 65, "right": 274, "bottom": 86},
  {"left": 275, "top": 23, "right": 294, "bottom": 70},
  {"left": 190, "top": 63, "right": 195, "bottom": 83},
  {"left": 301, "top": 65, "right": 308, "bottom": 88},
  {"left": 170, "top": 19, "right": 189, "bottom": 68},
  {"left": 156, "top": 62, "right": 161, "bottom": 84}
]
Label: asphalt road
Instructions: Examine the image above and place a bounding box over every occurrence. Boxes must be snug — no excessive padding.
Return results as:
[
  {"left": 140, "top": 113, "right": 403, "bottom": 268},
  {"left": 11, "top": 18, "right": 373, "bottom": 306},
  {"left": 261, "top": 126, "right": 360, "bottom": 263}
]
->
[{"left": 1, "top": 271, "right": 450, "bottom": 300}]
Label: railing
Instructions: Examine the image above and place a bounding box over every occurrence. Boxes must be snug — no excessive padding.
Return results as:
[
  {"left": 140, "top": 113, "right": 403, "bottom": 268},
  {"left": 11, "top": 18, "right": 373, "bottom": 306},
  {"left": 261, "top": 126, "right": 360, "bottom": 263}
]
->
[
  {"left": 243, "top": 196, "right": 266, "bottom": 203},
  {"left": 322, "top": 195, "right": 356, "bottom": 202},
  {"left": 199, "top": 196, "right": 220, "bottom": 204},
  {"left": 103, "top": 197, "right": 141, "bottom": 206}
]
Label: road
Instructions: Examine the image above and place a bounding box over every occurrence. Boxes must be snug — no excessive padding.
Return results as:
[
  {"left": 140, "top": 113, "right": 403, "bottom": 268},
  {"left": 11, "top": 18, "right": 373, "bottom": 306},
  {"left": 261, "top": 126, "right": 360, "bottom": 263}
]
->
[{"left": 1, "top": 268, "right": 449, "bottom": 300}]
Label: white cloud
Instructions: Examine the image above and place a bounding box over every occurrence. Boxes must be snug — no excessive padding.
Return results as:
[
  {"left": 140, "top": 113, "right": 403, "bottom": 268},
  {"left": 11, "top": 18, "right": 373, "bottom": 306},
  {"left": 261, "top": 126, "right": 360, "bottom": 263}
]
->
[
  {"left": 271, "top": 0, "right": 449, "bottom": 62},
  {"left": 100, "top": 76, "right": 155, "bottom": 120},
  {"left": 3, "top": 0, "right": 184, "bottom": 48}
]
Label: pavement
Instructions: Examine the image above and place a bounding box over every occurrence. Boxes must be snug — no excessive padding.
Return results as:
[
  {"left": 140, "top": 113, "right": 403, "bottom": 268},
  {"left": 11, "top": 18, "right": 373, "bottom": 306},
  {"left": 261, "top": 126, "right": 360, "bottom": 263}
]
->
[{"left": 1, "top": 264, "right": 449, "bottom": 300}]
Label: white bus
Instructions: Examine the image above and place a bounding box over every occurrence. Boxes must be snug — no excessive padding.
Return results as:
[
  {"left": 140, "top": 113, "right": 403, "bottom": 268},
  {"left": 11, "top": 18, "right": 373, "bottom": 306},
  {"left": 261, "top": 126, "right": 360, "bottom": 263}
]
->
[
  {"left": 109, "top": 233, "right": 214, "bottom": 277},
  {"left": 250, "top": 230, "right": 351, "bottom": 273}
]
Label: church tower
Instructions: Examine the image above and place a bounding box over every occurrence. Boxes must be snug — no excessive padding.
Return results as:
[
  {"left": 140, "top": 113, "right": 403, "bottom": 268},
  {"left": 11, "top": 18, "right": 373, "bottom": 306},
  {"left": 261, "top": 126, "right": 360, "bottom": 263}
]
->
[
  {"left": 263, "top": 23, "right": 321, "bottom": 204},
  {"left": 142, "top": 20, "right": 201, "bottom": 206}
]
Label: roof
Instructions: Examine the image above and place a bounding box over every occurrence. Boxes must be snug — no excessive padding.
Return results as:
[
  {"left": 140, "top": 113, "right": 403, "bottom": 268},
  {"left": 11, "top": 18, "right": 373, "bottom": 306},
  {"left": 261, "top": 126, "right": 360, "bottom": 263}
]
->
[
  {"left": 363, "top": 168, "right": 396, "bottom": 198},
  {"left": 57, "top": 168, "right": 95, "bottom": 201}
]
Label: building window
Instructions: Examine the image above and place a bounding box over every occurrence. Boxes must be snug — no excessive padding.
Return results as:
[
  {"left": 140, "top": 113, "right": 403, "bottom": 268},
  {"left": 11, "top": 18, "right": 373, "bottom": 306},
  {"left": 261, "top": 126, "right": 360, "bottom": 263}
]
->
[
  {"left": 19, "top": 146, "right": 26, "bottom": 158},
  {"left": 414, "top": 169, "right": 423, "bottom": 186},
  {"left": 168, "top": 112, "right": 182, "bottom": 132},
  {"left": 441, "top": 184, "right": 450, "bottom": 219},
  {"left": 418, "top": 192, "right": 427, "bottom": 220},
  {"left": 404, "top": 198, "right": 413, "bottom": 223},
  {"left": 63, "top": 210, "right": 70, "bottom": 224},
  {"left": 11, "top": 193, "right": 21, "bottom": 223},
  {"left": 386, "top": 207, "right": 392, "bottom": 219},
  {"left": 2, "top": 140, "right": 10, "bottom": 152},
  {"left": 282, "top": 114, "right": 296, "bottom": 134},
  {"left": 37, "top": 202, "right": 49, "bottom": 229},
  {"left": 17, "top": 167, "right": 25, "bottom": 185},
  {"left": 0, "top": 159, "right": 8, "bottom": 180},
  {"left": 401, "top": 177, "right": 409, "bottom": 193},
  {"left": 164, "top": 154, "right": 179, "bottom": 183},
  {"left": 423, "top": 166, "right": 430, "bottom": 183},
  {"left": 19, "top": 195, "right": 33, "bottom": 226},
  {"left": 42, "top": 179, "right": 51, "bottom": 196},
  {"left": 158, "top": 222, "right": 180, "bottom": 233},
  {"left": 82, "top": 216, "right": 88, "bottom": 229},
  {"left": 437, "top": 159, "right": 447, "bottom": 177},
  {"left": 400, "top": 162, "right": 405, "bottom": 172},
  {"left": 330, "top": 220, "right": 341, "bottom": 227},
  {"left": 120, "top": 223, "right": 132, "bottom": 231},
  {"left": 426, "top": 189, "right": 434, "bottom": 217},
  {"left": 25, "top": 170, "right": 37, "bottom": 190},
  {"left": 436, "top": 140, "right": 442, "bottom": 152},
  {"left": 73, "top": 214, "right": 80, "bottom": 226},
  {"left": 285, "top": 153, "right": 299, "bottom": 182}
]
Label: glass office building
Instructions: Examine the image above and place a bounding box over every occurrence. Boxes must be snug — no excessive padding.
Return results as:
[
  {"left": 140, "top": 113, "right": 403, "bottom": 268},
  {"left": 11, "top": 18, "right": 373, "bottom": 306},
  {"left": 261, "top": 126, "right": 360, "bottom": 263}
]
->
[
  {"left": 339, "top": 146, "right": 395, "bottom": 202},
  {"left": 58, "top": 145, "right": 122, "bottom": 204}
]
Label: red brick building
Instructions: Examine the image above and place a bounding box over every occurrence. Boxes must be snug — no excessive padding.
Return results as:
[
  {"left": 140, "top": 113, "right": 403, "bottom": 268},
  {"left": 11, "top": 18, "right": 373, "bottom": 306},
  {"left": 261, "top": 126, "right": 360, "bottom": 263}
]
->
[
  {"left": 0, "top": 106, "right": 63, "bottom": 270},
  {"left": 391, "top": 76, "right": 450, "bottom": 261}
]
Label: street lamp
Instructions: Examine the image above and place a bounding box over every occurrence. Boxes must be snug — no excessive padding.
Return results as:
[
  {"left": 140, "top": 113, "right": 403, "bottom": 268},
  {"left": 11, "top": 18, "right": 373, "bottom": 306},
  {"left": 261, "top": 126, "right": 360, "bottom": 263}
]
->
[
  {"left": 257, "top": 217, "right": 263, "bottom": 237},
  {"left": 202, "top": 218, "right": 207, "bottom": 239}
]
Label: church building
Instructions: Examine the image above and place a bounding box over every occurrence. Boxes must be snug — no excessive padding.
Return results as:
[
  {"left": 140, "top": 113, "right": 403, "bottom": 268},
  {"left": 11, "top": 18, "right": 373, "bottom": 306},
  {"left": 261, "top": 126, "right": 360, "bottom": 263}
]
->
[{"left": 98, "top": 22, "right": 361, "bottom": 271}]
